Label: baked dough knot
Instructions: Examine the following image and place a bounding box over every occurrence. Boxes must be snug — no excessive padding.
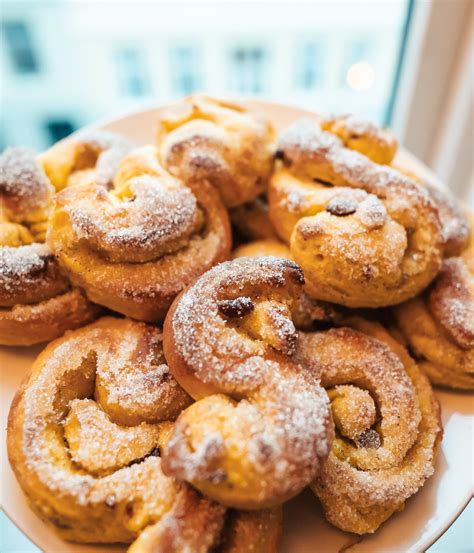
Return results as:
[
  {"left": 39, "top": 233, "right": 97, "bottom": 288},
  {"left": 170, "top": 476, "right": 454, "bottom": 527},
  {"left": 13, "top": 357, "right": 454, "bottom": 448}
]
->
[
  {"left": 268, "top": 118, "right": 444, "bottom": 307},
  {"left": 48, "top": 145, "right": 231, "bottom": 321},
  {"left": 395, "top": 225, "right": 474, "bottom": 389},
  {"left": 321, "top": 114, "right": 397, "bottom": 165},
  {"left": 161, "top": 256, "right": 334, "bottom": 509},
  {"left": 308, "top": 114, "right": 469, "bottom": 256},
  {"left": 294, "top": 317, "right": 442, "bottom": 534},
  {"left": 7, "top": 317, "right": 282, "bottom": 552},
  {"left": 0, "top": 147, "right": 99, "bottom": 345},
  {"left": 156, "top": 95, "right": 276, "bottom": 208},
  {"left": 38, "top": 130, "right": 133, "bottom": 190}
]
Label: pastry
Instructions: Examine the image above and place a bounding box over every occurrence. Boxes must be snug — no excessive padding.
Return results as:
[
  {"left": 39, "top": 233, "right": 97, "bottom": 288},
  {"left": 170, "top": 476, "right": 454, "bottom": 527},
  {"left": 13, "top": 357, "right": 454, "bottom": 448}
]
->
[
  {"left": 294, "top": 317, "right": 442, "bottom": 534},
  {"left": 130, "top": 506, "right": 282, "bottom": 553},
  {"left": 156, "top": 95, "right": 275, "bottom": 207},
  {"left": 392, "top": 164, "right": 470, "bottom": 257},
  {"left": 161, "top": 256, "right": 333, "bottom": 509},
  {"left": 0, "top": 147, "right": 99, "bottom": 345},
  {"left": 48, "top": 145, "right": 231, "bottom": 321},
  {"left": 232, "top": 238, "right": 291, "bottom": 259},
  {"left": 269, "top": 118, "right": 443, "bottom": 307},
  {"left": 325, "top": 114, "right": 469, "bottom": 257},
  {"left": 38, "top": 129, "right": 133, "bottom": 190},
  {"left": 8, "top": 316, "right": 281, "bottom": 551},
  {"left": 8, "top": 317, "right": 191, "bottom": 542},
  {"left": 321, "top": 114, "right": 397, "bottom": 165},
  {"left": 230, "top": 195, "right": 279, "bottom": 241},
  {"left": 394, "top": 227, "right": 473, "bottom": 389}
]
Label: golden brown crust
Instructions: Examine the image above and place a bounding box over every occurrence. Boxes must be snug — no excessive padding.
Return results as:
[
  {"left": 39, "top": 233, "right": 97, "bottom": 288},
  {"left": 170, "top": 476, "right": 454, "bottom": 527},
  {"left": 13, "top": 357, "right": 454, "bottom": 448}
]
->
[
  {"left": 322, "top": 114, "right": 397, "bottom": 165},
  {"left": 0, "top": 147, "right": 54, "bottom": 220},
  {"left": 231, "top": 238, "right": 291, "bottom": 260},
  {"left": 295, "top": 318, "right": 442, "bottom": 534},
  {"left": 6, "top": 317, "right": 200, "bottom": 544},
  {"left": 127, "top": 488, "right": 226, "bottom": 553},
  {"left": 129, "top": 505, "right": 282, "bottom": 553},
  {"left": 8, "top": 316, "right": 282, "bottom": 550},
  {"left": 0, "top": 148, "right": 99, "bottom": 345},
  {"left": 424, "top": 185, "right": 470, "bottom": 257},
  {"left": 0, "top": 244, "right": 69, "bottom": 307},
  {"left": 269, "top": 118, "right": 443, "bottom": 307},
  {"left": 392, "top": 163, "right": 471, "bottom": 257},
  {"left": 156, "top": 95, "right": 276, "bottom": 208},
  {"left": 395, "top": 251, "right": 474, "bottom": 389},
  {"left": 216, "top": 507, "right": 282, "bottom": 553},
  {"left": 429, "top": 257, "right": 473, "bottom": 348},
  {"left": 48, "top": 146, "right": 231, "bottom": 321},
  {"left": 38, "top": 130, "right": 133, "bottom": 190},
  {"left": 162, "top": 257, "right": 333, "bottom": 509},
  {"left": 0, "top": 288, "right": 101, "bottom": 346}
]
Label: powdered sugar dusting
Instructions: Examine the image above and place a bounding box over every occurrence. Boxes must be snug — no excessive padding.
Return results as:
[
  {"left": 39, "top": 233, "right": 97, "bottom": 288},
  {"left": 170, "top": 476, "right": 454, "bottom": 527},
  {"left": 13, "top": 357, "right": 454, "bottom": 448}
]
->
[
  {"left": 165, "top": 257, "right": 333, "bottom": 505},
  {"left": 276, "top": 118, "right": 443, "bottom": 303},
  {"left": 0, "top": 147, "right": 53, "bottom": 215},
  {"left": 73, "top": 130, "right": 134, "bottom": 188},
  {"left": 424, "top": 183, "right": 470, "bottom": 255},
  {"left": 322, "top": 113, "right": 397, "bottom": 162},
  {"left": 67, "top": 175, "right": 203, "bottom": 262},
  {"left": 302, "top": 320, "right": 441, "bottom": 534},
  {"left": 8, "top": 317, "right": 209, "bottom": 543},
  {"left": 429, "top": 257, "right": 474, "bottom": 348},
  {"left": 0, "top": 243, "right": 68, "bottom": 306},
  {"left": 50, "top": 169, "right": 230, "bottom": 316}
]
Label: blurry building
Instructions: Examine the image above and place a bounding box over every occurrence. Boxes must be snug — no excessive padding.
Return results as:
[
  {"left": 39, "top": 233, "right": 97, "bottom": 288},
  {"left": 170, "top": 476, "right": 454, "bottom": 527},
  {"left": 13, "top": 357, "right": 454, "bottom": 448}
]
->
[{"left": 1, "top": 0, "right": 408, "bottom": 150}]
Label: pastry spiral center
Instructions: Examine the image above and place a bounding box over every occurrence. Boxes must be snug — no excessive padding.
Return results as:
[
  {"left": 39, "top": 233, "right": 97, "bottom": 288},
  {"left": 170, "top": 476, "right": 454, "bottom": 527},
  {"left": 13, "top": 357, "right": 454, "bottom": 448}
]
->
[
  {"left": 68, "top": 174, "right": 204, "bottom": 263},
  {"left": 64, "top": 398, "right": 165, "bottom": 476},
  {"left": 328, "top": 385, "right": 379, "bottom": 447}
]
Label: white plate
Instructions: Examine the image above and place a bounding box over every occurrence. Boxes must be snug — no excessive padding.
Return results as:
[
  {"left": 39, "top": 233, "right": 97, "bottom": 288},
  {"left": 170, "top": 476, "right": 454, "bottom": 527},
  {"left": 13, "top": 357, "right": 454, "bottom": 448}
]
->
[{"left": 1, "top": 99, "right": 473, "bottom": 553}]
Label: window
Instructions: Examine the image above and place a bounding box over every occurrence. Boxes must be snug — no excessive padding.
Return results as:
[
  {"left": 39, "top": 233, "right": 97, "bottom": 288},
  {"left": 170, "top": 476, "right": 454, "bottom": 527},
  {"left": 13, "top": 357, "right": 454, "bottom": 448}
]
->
[
  {"left": 1, "top": 1, "right": 411, "bottom": 150},
  {"left": 230, "top": 47, "right": 266, "bottom": 93},
  {"left": 2, "top": 21, "right": 38, "bottom": 74},
  {"left": 170, "top": 47, "right": 200, "bottom": 95},
  {"left": 115, "top": 48, "right": 149, "bottom": 97},
  {"left": 45, "top": 119, "right": 75, "bottom": 144},
  {"left": 298, "top": 43, "right": 324, "bottom": 89}
]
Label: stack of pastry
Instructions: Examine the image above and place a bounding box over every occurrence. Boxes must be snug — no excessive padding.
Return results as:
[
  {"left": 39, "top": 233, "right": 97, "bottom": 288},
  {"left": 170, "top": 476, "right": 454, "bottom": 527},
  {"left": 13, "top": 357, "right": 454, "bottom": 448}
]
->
[{"left": 4, "top": 96, "right": 472, "bottom": 551}]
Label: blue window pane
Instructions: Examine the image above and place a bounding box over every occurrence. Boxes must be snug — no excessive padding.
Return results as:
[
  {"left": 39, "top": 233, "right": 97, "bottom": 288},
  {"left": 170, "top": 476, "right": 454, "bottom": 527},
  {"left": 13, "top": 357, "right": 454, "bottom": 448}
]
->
[
  {"left": 230, "top": 47, "right": 266, "bottom": 93},
  {"left": 2, "top": 21, "right": 38, "bottom": 74},
  {"left": 298, "top": 43, "right": 324, "bottom": 89},
  {"left": 170, "top": 47, "right": 200, "bottom": 95},
  {"left": 116, "top": 48, "right": 148, "bottom": 97}
]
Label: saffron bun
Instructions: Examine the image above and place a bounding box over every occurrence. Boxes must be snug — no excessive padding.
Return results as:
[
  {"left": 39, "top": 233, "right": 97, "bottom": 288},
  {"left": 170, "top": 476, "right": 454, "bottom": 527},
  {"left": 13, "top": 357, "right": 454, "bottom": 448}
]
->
[
  {"left": 8, "top": 316, "right": 281, "bottom": 551},
  {"left": 321, "top": 114, "right": 397, "bottom": 165},
  {"left": 37, "top": 130, "right": 133, "bottom": 190},
  {"left": 269, "top": 118, "right": 443, "bottom": 307},
  {"left": 394, "top": 223, "right": 474, "bottom": 390},
  {"left": 129, "top": 505, "right": 282, "bottom": 553},
  {"left": 156, "top": 95, "right": 276, "bottom": 208},
  {"left": 0, "top": 147, "right": 99, "bottom": 345},
  {"left": 392, "top": 163, "right": 470, "bottom": 257},
  {"left": 48, "top": 145, "right": 231, "bottom": 321},
  {"left": 162, "top": 257, "right": 333, "bottom": 509},
  {"left": 325, "top": 114, "right": 469, "bottom": 256},
  {"left": 294, "top": 317, "right": 442, "bottom": 534},
  {"left": 7, "top": 317, "right": 192, "bottom": 543}
]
